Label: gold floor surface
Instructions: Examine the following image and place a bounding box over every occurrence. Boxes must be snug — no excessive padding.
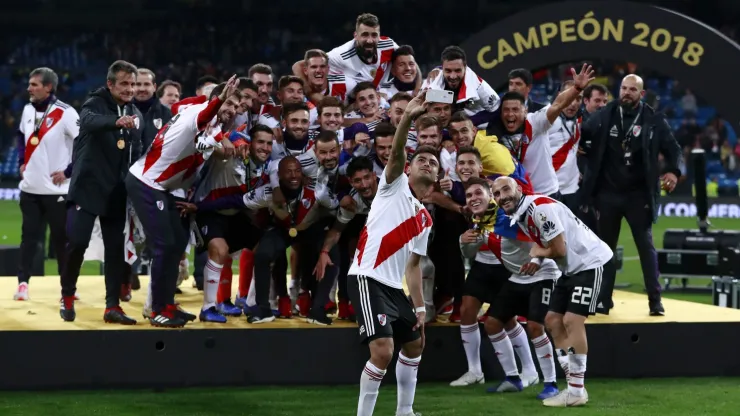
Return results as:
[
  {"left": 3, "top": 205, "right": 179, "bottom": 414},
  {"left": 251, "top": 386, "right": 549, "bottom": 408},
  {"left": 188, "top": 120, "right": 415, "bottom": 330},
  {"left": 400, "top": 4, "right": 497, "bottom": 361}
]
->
[{"left": 3, "top": 275, "right": 740, "bottom": 331}]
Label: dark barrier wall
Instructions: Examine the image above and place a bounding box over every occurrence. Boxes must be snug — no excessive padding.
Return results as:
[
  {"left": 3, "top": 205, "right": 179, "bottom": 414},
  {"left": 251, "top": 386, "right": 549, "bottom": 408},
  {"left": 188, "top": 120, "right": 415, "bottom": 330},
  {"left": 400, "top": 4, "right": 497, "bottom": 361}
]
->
[{"left": 461, "top": 0, "right": 740, "bottom": 128}]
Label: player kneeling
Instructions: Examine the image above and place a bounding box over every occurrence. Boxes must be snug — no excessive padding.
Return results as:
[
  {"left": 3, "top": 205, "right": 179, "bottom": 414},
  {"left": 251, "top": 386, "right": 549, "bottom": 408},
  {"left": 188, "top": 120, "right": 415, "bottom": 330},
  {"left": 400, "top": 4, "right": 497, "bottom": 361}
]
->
[{"left": 460, "top": 177, "right": 560, "bottom": 399}]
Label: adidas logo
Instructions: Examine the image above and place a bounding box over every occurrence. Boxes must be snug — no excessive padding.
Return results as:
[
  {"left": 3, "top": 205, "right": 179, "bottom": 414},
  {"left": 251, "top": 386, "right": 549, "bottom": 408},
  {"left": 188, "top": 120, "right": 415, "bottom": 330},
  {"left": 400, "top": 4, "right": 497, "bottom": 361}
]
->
[
  {"left": 152, "top": 315, "right": 171, "bottom": 323},
  {"left": 609, "top": 125, "right": 618, "bottom": 137},
  {"left": 57, "top": 196, "right": 64, "bottom": 202},
  {"left": 356, "top": 72, "right": 363, "bottom": 77},
  {"left": 597, "top": 302, "right": 604, "bottom": 308}
]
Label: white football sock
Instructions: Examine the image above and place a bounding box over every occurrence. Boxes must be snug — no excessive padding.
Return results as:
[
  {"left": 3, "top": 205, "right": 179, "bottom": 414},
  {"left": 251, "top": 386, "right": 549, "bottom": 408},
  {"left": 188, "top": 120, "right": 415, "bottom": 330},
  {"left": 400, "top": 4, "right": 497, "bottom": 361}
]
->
[
  {"left": 358, "top": 361, "right": 385, "bottom": 416},
  {"left": 557, "top": 348, "right": 570, "bottom": 381},
  {"left": 568, "top": 354, "right": 587, "bottom": 396},
  {"left": 202, "top": 259, "right": 222, "bottom": 311},
  {"left": 532, "top": 334, "right": 557, "bottom": 383},
  {"left": 507, "top": 323, "right": 537, "bottom": 376},
  {"left": 460, "top": 323, "right": 482, "bottom": 375},
  {"left": 396, "top": 353, "right": 421, "bottom": 415},
  {"left": 489, "top": 330, "right": 519, "bottom": 377},
  {"left": 246, "top": 273, "right": 257, "bottom": 307}
]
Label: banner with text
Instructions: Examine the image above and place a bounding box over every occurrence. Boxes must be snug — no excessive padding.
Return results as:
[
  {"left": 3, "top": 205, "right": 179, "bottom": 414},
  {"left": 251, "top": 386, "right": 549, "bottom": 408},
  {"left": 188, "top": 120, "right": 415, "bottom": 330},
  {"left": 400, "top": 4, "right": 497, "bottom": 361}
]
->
[{"left": 461, "top": 0, "right": 740, "bottom": 128}]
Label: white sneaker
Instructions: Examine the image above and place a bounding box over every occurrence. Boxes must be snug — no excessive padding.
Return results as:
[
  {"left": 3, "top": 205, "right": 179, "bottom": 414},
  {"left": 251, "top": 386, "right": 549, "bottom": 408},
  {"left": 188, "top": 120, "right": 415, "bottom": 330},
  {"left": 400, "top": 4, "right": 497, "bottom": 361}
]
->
[
  {"left": 521, "top": 372, "right": 540, "bottom": 388},
  {"left": 13, "top": 283, "right": 29, "bottom": 300},
  {"left": 450, "top": 371, "right": 485, "bottom": 386},
  {"left": 542, "top": 389, "right": 588, "bottom": 407}
]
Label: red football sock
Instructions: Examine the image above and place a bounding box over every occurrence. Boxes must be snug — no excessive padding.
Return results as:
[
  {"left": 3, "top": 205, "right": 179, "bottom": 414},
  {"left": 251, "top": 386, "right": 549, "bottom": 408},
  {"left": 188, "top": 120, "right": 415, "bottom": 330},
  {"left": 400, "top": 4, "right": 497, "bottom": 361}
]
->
[
  {"left": 216, "top": 256, "right": 233, "bottom": 304},
  {"left": 238, "top": 249, "right": 254, "bottom": 298}
]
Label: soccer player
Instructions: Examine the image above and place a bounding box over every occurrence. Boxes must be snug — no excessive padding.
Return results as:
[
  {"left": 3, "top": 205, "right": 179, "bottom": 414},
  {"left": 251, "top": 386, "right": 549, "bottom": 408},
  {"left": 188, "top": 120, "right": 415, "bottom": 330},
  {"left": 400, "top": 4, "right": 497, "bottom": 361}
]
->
[
  {"left": 486, "top": 64, "right": 595, "bottom": 199},
  {"left": 347, "top": 92, "right": 435, "bottom": 416},
  {"left": 313, "top": 156, "right": 378, "bottom": 319},
  {"left": 126, "top": 75, "right": 241, "bottom": 328},
  {"left": 327, "top": 13, "right": 398, "bottom": 88},
  {"left": 377, "top": 45, "right": 420, "bottom": 100},
  {"left": 15, "top": 67, "right": 78, "bottom": 301},
  {"left": 491, "top": 176, "right": 613, "bottom": 407},
  {"left": 548, "top": 80, "right": 584, "bottom": 213},
  {"left": 460, "top": 177, "right": 560, "bottom": 399}
]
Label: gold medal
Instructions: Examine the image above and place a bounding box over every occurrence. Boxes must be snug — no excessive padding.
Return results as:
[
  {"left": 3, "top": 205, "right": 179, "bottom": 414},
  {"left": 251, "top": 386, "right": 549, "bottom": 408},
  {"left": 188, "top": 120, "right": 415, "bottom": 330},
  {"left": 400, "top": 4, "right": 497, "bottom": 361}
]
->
[
  {"left": 288, "top": 227, "right": 298, "bottom": 237},
  {"left": 29, "top": 136, "right": 39, "bottom": 146},
  {"left": 117, "top": 139, "right": 125, "bottom": 150}
]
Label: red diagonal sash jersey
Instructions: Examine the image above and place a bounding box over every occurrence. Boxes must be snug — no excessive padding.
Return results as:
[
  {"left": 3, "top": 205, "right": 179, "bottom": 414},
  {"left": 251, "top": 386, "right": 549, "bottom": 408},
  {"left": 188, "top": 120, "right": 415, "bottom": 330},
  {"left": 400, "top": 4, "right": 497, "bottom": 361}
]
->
[
  {"left": 274, "top": 186, "right": 317, "bottom": 230},
  {"left": 550, "top": 116, "right": 582, "bottom": 194},
  {"left": 348, "top": 171, "right": 433, "bottom": 290},
  {"left": 129, "top": 100, "right": 222, "bottom": 192}
]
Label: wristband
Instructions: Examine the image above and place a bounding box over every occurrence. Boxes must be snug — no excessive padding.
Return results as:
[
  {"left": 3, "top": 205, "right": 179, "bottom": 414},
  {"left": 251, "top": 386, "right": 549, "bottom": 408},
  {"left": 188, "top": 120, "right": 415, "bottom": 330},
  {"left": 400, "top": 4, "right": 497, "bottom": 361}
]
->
[{"left": 415, "top": 306, "right": 426, "bottom": 314}]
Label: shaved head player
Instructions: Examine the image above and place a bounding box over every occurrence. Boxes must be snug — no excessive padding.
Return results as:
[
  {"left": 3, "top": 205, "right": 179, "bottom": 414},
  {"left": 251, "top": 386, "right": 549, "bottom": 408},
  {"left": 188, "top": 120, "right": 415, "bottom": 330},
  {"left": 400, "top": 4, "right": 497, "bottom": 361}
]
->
[{"left": 347, "top": 92, "right": 437, "bottom": 416}]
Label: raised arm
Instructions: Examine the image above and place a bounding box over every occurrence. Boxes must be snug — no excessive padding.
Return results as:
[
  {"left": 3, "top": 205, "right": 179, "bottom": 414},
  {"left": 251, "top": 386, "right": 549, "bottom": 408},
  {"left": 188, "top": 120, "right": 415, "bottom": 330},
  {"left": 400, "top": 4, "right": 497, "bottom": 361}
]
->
[
  {"left": 386, "top": 91, "right": 429, "bottom": 184},
  {"left": 79, "top": 98, "right": 120, "bottom": 133},
  {"left": 546, "top": 64, "right": 595, "bottom": 124}
]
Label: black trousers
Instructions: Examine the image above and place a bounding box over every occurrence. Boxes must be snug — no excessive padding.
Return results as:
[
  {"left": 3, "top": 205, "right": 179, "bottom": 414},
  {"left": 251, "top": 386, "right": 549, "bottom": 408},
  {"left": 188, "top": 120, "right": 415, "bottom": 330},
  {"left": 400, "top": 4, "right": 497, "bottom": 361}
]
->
[
  {"left": 337, "top": 216, "right": 366, "bottom": 302},
  {"left": 125, "top": 174, "right": 190, "bottom": 313},
  {"left": 253, "top": 222, "right": 338, "bottom": 318},
  {"left": 62, "top": 204, "right": 126, "bottom": 308},
  {"left": 560, "top": 192, "right": 580, "bottom": 213},
  {"left": 595, "top": 189, "right": 662, "bottom": 307},
  {"left": 19, "top": 192, "right": 68, "bottom": 284},
  {"left": 428, "top": 210, "right": 467, "bottom": 305}
]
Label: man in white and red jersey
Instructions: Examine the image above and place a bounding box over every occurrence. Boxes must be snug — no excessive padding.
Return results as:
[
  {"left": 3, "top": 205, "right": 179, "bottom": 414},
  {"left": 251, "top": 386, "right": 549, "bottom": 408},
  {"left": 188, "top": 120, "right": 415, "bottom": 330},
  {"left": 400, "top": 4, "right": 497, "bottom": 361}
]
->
[
  {"left": 313, "top": 156, "right": 378, "bottom": 320},
  {"left": 548, "top": 80, "right": 583, "bottom": 212},
  {"left": 14, "top": 67, "right": 78, "bottom": 301},
  {"left": 347, "top": 92, "right": 436, "bottom": 416},
  {"left": 423, "top": 46, "right": 500, "bottom": 129},
  {"left": 184, "top": 124, "right": 273, "bottom": 323},
  {"left": 493, "top": 176, "right": 612, "bottom": 407},
  {"left": 125, "top": 76, "right": 240, "bottom": 328},
  {"left": 486, "top": 64, "right": 596, "bottom": 199},
  {"left": 327, "top": 13, "right": 398, "bottom": 91},
  {"left": 458, "top": 177, "right": 561, "bottom": 400},
  {"left": 242, "top": 156, "right": 338, "bottom": 324},
  {"left": 344, "top": 82, "right": 385, "bottom": 133},
  {"left": 378, "top": 45, "right": 419, "bottom": 100},
  {"left": 293, "top": 49, "right": 348, "bottom": 105},
  {"left": 258, "top": 76, "right": 319, "bottom": 131}
]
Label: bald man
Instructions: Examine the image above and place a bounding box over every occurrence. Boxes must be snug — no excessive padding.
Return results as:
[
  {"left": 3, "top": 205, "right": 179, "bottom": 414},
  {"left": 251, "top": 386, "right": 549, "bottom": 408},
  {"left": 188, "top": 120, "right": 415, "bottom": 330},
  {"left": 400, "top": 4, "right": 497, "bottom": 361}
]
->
[{"left": 578, "top": 74, "right": 682, "bottom": 317}]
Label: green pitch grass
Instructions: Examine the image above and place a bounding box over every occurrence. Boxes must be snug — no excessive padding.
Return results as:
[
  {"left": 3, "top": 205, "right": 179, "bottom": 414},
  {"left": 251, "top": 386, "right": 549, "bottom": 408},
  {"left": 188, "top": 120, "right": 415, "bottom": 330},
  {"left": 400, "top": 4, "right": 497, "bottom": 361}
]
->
[
  {"left": 1, "top": 378, "right": 739, "bottom": 415},
  {"left": 1, "top": 200, "right": 737, "bottom": 305}
]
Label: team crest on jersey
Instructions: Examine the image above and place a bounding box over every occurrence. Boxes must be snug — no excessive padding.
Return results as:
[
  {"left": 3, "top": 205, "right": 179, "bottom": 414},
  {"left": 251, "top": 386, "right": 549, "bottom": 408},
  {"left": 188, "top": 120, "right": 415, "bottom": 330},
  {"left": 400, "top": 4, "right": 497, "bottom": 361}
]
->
[
  {"left": 153, "top": 118, "right": 162, "bottom": 129},
  {"left": 156, "top": 200, "right": 164, "bottom": 211},
  {"left": 302, "top": 198, "right": 311, "bottom": 208},
  {"left": 632, "top": 125, "right": 642, "bottom": 137},
  {"left": 134, "top": 117, "right": 140, "bottom": 129},
  {"left": 201, "top": 226, "right": 208, "bottom": 236},
  {"left": 377, "top": 314, "right": 387, "bottom": 326},
  {"left": 421, "top": 212, "right": 427, "bottom": 225},
  {"left": 46, "top": 117, "right": 53, "bottom": 128},
  {"left": 370, "top": 68, "right": 377, "bottom": 78}
]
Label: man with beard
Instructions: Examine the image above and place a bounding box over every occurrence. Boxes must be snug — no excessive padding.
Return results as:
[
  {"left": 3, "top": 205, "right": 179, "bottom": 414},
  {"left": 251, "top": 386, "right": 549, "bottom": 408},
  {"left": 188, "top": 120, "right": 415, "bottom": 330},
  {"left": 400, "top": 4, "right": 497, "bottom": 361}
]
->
[
  {"left": 271, "top": 102, "right": 311, "bottom": 159},
  {"left": 181, "top": 123, "right": 270, "bottom": 323},
  {"left": 444, "top": 149, "right": 541, "bottom": 389},
  {"left": 347, "top": 92, "right": 435, "bottom": 416},
  {"left": 269, "top": 131, "right": 342, "bottom": 317},
  {"left": 423, "top": 46, "right": 500, "bottom": 128},
  {"left": 258, "top": 76, "right": 319, "bottom": 131},
  {"left": 248, "top": 156, "right": 339, "bottom": 325},
  {"left": 548, "top": 80, "right": 584, "bottom": 213},
  {"left": 126, "top": 76, "right": 241, "bottom": 328},
  {"left": 492, "top": 176, "right": 612, "bottom": 407},
  {"left": 508, "top": 69, "right": 546, "bottom": 113},
  {"left": 292, "top": 49, "right": 348, "bottom": 105},
  {"left": 378, "top": 45, "right": 420, "bottom": 100},
  {"left": 458, "top": 177, "right": 560, "bottom": 400},
  {"left": 486, "top": 64, "right": 595, "bottom": 199},
  {"left": 15, "top": 67, "right": 78, "bottom": 302},
  {"left": 61, "top": 60, "right": 144, "bottom": 324},
  {"left": 327, "top": 13, "right": 398, "bottom": 89},
  {"left": 313, "top": 156, "right": 378, "bottom": 320},
  {"left": 579, "top": 74, "right": 682, "bottom": 316}
]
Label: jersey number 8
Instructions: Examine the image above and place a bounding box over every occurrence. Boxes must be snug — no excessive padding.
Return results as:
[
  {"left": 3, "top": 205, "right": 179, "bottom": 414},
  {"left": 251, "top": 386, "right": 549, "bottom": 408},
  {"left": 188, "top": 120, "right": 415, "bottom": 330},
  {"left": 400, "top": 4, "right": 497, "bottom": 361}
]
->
[{"left": 571, "top": 286, "right": 593, "bottom": 306}]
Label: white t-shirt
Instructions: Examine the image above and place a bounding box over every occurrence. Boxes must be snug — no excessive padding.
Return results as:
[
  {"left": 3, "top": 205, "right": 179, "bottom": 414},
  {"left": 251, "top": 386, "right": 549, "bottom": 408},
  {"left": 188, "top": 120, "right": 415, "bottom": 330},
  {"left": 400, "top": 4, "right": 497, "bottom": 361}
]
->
[
  {"left": 513, "top": 194, "right": 612, "bottom": 275},
  {"left": 327, "top": 38, "right": 399, "bottom": 87},
  {"left": 129, "top": 101, "right": 220, "bottom": 192},
  {"left": 500, "top": 107, "right": 559, "bottom": 195},
  {"left": 548, "top": 115, "right": 581, "bottom": 195},
  {"left": 19, "top": 100, "right": 79, "bottom": 195},
  {"left": 348, "top": 170, "right": 433, "bottom": 289},
  {"left": 337, "top": 188, "right": 373, "bottom": 224}
]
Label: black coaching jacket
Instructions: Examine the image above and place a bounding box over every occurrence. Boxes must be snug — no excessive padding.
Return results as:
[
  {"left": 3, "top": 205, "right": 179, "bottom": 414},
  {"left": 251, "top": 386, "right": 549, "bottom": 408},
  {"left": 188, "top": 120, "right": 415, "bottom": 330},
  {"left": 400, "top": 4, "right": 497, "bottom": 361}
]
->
[
  {"left": 68, "top": 87, "right": 144, "bottom": 218},
  {"left": 579, "top": 100, "right": 683, "bottom": 223}
]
